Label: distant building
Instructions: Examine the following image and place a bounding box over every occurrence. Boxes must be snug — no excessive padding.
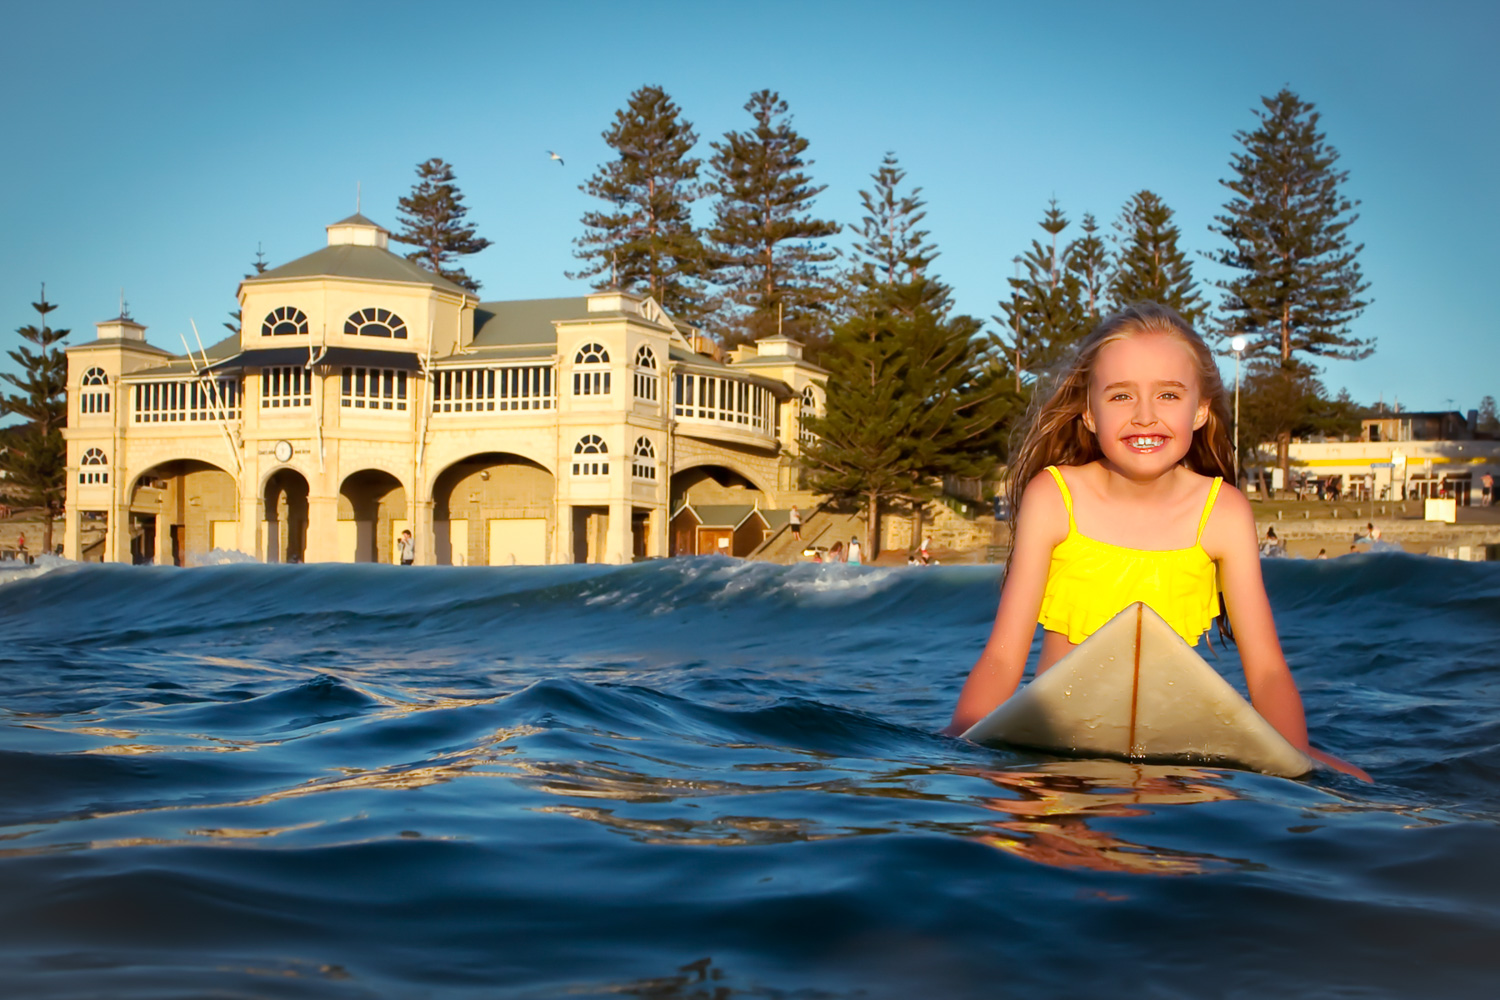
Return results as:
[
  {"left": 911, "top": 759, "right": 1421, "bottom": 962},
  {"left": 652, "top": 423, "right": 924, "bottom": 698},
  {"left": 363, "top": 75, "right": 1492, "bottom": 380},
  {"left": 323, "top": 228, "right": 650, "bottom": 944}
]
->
[
  {"left": 1284, "top": 408, "right": 1498, "bottom": 503},
  {"left": 1361, "top": 410, "right": 1474, "bottom": 443},
  {"left": 62, "top": 214, "right": 825, "bottom": 565}
]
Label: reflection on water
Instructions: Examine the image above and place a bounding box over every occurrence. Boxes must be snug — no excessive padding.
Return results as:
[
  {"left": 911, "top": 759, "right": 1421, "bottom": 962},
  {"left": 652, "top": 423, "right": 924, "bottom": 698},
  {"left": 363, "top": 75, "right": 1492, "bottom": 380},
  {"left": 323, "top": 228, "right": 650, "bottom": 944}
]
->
[
  {"left": 556, "top": 956, "right": 738, "bottom": 1000},
  {"left": 965, "top": 760, "right": 1246, "bottom": 875}
]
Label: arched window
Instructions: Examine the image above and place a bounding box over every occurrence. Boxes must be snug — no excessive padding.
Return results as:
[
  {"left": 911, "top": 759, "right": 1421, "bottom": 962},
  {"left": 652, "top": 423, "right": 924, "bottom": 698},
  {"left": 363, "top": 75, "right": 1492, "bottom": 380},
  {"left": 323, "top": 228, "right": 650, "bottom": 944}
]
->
[
  {"left": 632, "top": 437, "right": 657, "bottom": 480},
  {"left": 633, "top": 345, "right": 659, "bottom": 402},
  {"left": 572, "top": 434, "right": 609, "bottom": 476},
  {"left": 80, "top": 368, "right": 111, "bottom": 414},
  {"left": 262, "top": 306, "right": 309, "bottom": 337},
  {"left": 573, "top": 343, "right": 611, "bottom": 396},
  {"left": 800, "top": 386, "right": 819, "bottom": 445},
  {"left": 575, "top": 343, "right": 609, "bottom": 365},
  {"left": 79, "top": 447, "right": 109, "bottom": 484},
  {"left": 344, "top": 307, "right": 408, "bottom": 339}
]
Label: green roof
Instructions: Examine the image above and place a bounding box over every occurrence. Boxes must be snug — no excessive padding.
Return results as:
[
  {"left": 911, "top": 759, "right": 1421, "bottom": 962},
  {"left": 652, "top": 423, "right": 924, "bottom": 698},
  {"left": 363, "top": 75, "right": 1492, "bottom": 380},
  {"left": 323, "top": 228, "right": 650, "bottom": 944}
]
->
[
  {"left": 680, "top": 503, "right": 768, "bottom": 529},
  {"left": 471, "top": 298, "right": 589, "bottom": 348},
  {"left": 245, "top": 244, "right": 470, "bottom": 296}
]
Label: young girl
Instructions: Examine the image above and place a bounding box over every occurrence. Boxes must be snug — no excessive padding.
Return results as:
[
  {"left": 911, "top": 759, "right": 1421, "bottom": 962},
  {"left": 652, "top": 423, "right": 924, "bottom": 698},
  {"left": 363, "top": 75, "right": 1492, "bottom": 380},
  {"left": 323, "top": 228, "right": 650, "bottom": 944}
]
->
[{"left": 944, "top": 303, "right": 1367, "bottom": 781}]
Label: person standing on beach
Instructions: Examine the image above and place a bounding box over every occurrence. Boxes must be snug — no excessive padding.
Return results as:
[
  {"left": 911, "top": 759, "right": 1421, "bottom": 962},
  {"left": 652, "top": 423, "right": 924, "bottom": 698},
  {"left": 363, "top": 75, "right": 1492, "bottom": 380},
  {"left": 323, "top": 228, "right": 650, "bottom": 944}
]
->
[
  {"left": 1483, "top": 473, "right": 1494, "bottom": 507},
  {"left": 847, "top": 536, "right": 863, "bottom": 566},
  {"left": 789, "top": 506, "right": 801, "bottom": 541},
  {"left": 397, "top": 529, "right": 415, "bottom": 566}
]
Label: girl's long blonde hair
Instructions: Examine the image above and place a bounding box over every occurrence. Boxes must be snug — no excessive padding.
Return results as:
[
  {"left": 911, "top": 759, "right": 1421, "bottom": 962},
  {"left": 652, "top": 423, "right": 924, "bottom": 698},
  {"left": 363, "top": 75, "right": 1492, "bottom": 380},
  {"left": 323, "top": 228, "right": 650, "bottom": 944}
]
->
[{"left": 1005, "top": 302, "right": 1235, "bottom": 522}]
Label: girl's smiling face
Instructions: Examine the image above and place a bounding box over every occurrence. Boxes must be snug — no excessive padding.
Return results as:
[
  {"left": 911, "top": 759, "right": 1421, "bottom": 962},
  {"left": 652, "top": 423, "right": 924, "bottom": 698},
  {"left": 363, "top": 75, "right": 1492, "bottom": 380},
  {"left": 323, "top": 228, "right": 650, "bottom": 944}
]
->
[{"left": 1082, "top": 332, "right": 1209, "bottom": 478}]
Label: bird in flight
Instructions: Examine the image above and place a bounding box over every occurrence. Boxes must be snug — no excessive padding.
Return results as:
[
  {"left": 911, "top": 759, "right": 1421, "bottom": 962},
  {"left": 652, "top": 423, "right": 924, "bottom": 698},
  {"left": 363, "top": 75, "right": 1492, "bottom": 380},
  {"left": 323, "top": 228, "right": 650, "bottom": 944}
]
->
[{"left": 546, "top": 151, "right": 564, "bottom": 166}]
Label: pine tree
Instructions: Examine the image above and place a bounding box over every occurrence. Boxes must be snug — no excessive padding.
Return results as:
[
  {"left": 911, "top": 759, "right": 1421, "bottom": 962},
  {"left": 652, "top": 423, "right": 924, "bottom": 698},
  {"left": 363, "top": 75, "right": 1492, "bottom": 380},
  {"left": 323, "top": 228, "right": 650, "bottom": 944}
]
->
[
  {"left": 805, "top": 278, "right": 1011, "bottom": 557},
  {"left": 0, "top": 287, "right": 69, "bottom": 552},
  {"left": 1477, "top": 395, "right": 1499, "bottom": 436},
  {"left": 705, "top": 90, "right": 840, "bottom": 356},
  {"left": 569, "top": 85, "right": 707, "bottom": 320},
  {"left": 994, "top": 200, "right": 1091, "bottom": 393},
  {"left": 1109, "top": 190, "right": 1205, "bottom": 325},
  {"left": 1236, "top": 358, "right": 1327, "bottom": 493},
  {"left": 805, "top": 159, "right": 1013, "bottom": 556},
  {"left": 1209, "top": 89, "right": 1371, "bottom": 484},
  {"left": 1068, "top": 213, "right": 1111, "bottom": 324},
  {"left": 224, "top": 246, "right": 269, "bottom": 335},
  {"left": 393, "top": 158, "right": 492, "bottom": 292},
  {"left": 848, "top": 152, "right": 937, "bottom": 286}
]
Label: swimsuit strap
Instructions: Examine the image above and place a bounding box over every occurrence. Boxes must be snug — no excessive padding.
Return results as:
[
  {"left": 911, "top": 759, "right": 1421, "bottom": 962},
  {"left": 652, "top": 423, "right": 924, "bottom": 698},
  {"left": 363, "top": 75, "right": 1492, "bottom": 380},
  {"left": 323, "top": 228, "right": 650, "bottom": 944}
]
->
[
  {"left": 1195, "top": 477, "right": 1224, "bottom": 544},
  {"left": 1044, "top": 466, "right": 1076, "bottom": 532}
]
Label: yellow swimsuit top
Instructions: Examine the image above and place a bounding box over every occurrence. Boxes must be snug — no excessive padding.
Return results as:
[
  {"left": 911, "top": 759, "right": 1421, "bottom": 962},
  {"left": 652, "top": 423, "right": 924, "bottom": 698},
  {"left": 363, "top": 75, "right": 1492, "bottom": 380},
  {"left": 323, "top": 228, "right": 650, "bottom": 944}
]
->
[{"left": 1037, "top": 466, "right": 1223, "bottom": 645}]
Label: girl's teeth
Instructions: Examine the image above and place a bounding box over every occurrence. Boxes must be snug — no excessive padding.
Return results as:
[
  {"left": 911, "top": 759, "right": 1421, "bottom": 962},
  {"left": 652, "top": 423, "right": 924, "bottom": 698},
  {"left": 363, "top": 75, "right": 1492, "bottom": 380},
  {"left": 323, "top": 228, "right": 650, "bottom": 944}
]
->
[{"left": 1131, "top": 437, "right": 1163, "bottom": 449}]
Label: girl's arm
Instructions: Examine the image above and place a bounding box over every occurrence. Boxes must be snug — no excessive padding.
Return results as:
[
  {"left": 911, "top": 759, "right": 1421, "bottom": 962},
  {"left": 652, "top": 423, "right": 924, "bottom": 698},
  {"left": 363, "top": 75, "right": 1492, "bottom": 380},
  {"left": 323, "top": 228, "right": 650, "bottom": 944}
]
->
[
  {"left": 1207, "top": 488, "right": 1371, "bottom": 782},
  {"left": 943, "top": 474, "right": 1068, "bottom": 736}
]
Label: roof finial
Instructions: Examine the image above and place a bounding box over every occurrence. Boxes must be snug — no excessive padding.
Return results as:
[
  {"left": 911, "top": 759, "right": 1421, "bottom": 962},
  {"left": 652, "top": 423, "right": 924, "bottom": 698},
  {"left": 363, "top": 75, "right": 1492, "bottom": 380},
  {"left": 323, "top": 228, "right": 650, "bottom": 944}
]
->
[
  {"left": 119, "top": 287, "right": 132, "bottom": 321},
  {"left": 610, "top": 250, "right": 618, "bottom": 289}
]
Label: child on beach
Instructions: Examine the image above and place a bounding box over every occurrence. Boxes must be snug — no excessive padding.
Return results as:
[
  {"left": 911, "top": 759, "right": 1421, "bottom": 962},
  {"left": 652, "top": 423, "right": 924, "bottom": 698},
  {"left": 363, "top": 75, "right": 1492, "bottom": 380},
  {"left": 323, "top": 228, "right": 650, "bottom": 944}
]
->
[{"left": 944, "top": 303, "right": 1367, "bottom": 780}]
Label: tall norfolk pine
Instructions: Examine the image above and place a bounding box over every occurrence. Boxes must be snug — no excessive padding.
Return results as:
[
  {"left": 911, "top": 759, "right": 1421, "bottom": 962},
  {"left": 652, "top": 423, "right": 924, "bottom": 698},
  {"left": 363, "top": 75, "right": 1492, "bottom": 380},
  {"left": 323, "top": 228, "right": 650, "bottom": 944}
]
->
[
  {"left": 570, "top": 86, "right": 708, "bottom": 321},
  {"left": 1110, "top": 191, "right": 1205, "bottom": 326},
  {"left": 994, "top": 200, "right": 1092, "bottom": 394},
  {"left": 805, "top": 156, "right": 1012, "bottom": 557},
  {"left": 1209, "top": 89, "right": 1370, "bottom": 482},
  {"left": 848, "top": 152, "right": 937, "bottom": 287},
  {"left": 705, "top": 90, "right": 840, "bottom": 355},
  {"left": 0, "top": 288, "right": 69, "bottom": 553},
  {"left": 393, "top": 158, "right": 492, "bottom": 293}
]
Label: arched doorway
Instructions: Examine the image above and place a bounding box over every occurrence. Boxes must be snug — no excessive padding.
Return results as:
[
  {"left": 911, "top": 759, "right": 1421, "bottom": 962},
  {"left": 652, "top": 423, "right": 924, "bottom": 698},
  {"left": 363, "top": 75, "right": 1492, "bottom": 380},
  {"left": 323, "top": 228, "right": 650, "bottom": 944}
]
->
[
  {"left": 128, "top": 460, "right": 238, "bottom": 566},
  {"left": 264, "top": 468, "right": 310, "bottom": 564},
  {"left": 432, "top": 454, "right": 554, "bottom": 565},
  {"left": 668, "top": 465, "right": 769, "bottom": 557},
  {"left": 338, "top": 470, "right": 407, "bottom": 563}
]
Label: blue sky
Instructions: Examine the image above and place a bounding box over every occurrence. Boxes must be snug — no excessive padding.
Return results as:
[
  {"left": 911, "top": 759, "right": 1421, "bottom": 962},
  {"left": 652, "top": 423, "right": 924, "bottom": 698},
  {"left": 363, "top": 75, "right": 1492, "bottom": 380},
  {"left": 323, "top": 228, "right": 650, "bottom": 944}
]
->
[{"left": 2, "top": 0, "right": 1496, "bottom": 418}]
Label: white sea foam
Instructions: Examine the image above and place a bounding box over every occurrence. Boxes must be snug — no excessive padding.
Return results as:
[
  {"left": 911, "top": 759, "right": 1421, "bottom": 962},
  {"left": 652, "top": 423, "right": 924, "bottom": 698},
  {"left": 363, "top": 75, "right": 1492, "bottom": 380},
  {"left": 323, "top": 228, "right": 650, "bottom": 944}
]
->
[{"left": 192, "top": 547, "right": 261, "bottom": 566}]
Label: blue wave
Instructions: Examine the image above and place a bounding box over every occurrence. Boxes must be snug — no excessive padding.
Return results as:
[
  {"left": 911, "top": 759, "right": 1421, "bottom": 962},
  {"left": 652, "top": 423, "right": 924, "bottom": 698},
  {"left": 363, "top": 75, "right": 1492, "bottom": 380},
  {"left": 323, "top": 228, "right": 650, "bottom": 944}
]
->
[{"left": 1, "top": 556, "right": 1499, "bottom": 996}]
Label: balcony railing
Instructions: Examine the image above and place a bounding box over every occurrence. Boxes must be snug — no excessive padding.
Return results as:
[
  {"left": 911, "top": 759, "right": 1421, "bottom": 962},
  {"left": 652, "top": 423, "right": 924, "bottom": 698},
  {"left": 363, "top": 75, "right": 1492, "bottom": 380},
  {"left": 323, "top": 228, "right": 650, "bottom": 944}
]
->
[
  {"left": 131, "top": 378, "right": 241, "bottom": 424},
  {"left": 433, "top": 365, "right": 555, "bottom": 414}
]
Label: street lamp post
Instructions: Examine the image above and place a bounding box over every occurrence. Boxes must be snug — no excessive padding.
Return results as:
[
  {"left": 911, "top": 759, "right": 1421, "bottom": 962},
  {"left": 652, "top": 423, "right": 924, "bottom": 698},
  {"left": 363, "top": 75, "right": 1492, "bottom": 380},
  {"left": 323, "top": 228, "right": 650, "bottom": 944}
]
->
[
  {"left": 1230, "top": 336, "right": 1248, "bottom": 488},
  {"left": 1011, "top": 256, "right": 1023, "bottom": 392}
]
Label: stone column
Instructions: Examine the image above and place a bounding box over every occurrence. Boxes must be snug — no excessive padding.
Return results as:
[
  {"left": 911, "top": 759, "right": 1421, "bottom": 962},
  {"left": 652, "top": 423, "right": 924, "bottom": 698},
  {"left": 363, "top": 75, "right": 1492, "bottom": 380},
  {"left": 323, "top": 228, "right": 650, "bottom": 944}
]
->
[
  {"left": 606, "top": 498, "right": 631, "bottom": 564},
  {"left": 557, "top": 503, "right": 575, "bottom": 565},
  {"left": 651, "top": 502, "right": 668, "bottom": 558},
  {"left": 63, "top": 507, "right": 82, "bottom": 561},
  {"left": 111, "top": 499, "right": 131, "bottom": 563},
  {"left": 413, "top": 497, "right": 435, "bottom": 566},
  {"left": 239, "top": 473, "right": 261, "bottom": 561},
  {"left": 304, "top": 494, "right": 339, "bottom": 564},
  {"left": 154, "top": 512, "right": 170, "bottom": 566}
]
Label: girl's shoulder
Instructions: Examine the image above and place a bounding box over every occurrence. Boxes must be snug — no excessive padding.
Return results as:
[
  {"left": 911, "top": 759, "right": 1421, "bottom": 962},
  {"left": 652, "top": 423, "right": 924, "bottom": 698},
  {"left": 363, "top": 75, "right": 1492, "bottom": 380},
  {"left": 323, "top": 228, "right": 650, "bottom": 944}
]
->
[
  {"left": 1017, "top": 467, "right": 1075, "bottom": 546},
  {"left": 1032, "top": 461, "right": 1100, "bottom": 487},
  {"left": 1201, "top": 481, "right": 1257, "bottom": 556}
]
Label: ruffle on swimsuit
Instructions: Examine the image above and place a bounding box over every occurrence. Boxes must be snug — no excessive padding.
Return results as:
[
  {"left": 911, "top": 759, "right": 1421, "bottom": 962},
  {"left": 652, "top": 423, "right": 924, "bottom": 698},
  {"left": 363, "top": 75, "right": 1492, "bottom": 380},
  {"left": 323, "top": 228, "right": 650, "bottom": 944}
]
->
[{"left": 1036, "top": 466, "right": 1223, "bottom": 645}]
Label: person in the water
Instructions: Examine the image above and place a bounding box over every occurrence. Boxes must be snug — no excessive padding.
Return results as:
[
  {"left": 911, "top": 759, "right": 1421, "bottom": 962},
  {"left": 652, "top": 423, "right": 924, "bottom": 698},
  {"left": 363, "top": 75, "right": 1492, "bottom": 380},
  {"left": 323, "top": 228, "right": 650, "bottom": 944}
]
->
[{"left": 943, "top": 303, "right": 1368, "bottom": 780}]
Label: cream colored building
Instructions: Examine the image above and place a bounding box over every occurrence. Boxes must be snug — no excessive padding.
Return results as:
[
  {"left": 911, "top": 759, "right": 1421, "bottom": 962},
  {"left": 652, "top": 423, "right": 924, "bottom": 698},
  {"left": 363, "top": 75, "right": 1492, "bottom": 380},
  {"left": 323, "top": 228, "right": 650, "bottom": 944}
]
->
[
  {"left": 62, "top": 214, "right": 826, "bottom": 566},
  {"left": 1283, "top": 438, "right": 1499, "bottom": 503}
]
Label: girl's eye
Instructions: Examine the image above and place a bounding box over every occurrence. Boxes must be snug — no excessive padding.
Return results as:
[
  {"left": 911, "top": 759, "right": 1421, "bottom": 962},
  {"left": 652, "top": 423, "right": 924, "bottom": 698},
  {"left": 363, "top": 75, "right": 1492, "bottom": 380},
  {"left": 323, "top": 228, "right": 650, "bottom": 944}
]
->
[
  {"left": 1110, "top": 392, "right": 1131, "bottom": 402},
  {"left": 1159, "top": 392, "right": 1180, "bottom": 401}
]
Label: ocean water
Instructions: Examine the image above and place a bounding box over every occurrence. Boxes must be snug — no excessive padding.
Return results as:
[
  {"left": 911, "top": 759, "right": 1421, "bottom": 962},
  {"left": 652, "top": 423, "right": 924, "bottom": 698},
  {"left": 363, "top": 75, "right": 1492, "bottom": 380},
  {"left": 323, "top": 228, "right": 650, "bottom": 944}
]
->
[{"left": 1, "top": 554, "right": 1497, "bottom": 999}]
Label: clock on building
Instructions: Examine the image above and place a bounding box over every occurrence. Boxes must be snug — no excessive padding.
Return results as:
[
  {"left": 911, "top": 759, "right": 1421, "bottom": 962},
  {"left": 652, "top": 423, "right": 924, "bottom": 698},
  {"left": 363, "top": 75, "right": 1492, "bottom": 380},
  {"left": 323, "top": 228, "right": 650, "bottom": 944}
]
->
[{"left": 274, "top": 440, "right": 293, "bottom": 463}]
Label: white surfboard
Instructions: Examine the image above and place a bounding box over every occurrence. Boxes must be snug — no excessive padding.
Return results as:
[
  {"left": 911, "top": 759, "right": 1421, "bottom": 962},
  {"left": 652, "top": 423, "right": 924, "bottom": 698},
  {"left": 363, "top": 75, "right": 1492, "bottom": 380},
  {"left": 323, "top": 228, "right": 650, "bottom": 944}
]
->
[{"left": 963, "top": 602, "right": 1315, "bottom": 778}]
